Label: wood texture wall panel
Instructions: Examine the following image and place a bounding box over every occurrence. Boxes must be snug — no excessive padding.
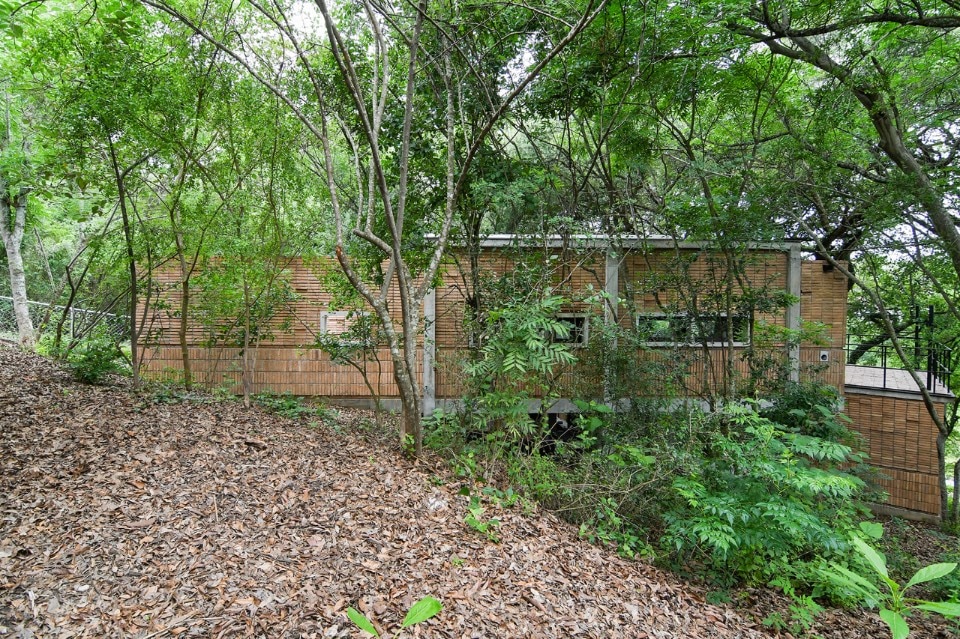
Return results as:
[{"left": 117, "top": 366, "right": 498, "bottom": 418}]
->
[
  {"left": 845, "top": 391, "right": 944, "bottom": 516},
  {"left": 141, "top": 251, "right": 847, "bottom": 404}
]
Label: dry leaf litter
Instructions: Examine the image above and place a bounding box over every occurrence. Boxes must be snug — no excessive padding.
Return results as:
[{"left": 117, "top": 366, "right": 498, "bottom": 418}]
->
[{"left": 0, "top": 347, "right": 955, "bottom": 638}]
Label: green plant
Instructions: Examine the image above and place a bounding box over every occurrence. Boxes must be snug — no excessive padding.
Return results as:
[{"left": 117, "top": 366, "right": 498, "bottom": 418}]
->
[
  {"left": 346, "top": 596, "right": 442, "bottom": 638},
  {"left": 578, "top": 496, "right": 651, "bottom": 559},
  {"left": 767, "top": 574, "right": 825, "bottom": 635},
  {"left": 253, "top": 391, "right": 331, "bottom": 422},
  {"left": 464, "top": 495, "right": 501, "bottom": 543},
  {"left": 928, "top": 549, "right": 960, "bottom": 603},
  {"left": 68, "top": 334, "right": 129, "bottom": 383},
  {"left": 462, "top": 295, "right": 576, "bottom": 450},
  {"left": 663, "top": 402, "right": 867, "bottom": 587},
  {"left": 821, "top": 522, "right": 960, "bottom": 639}
]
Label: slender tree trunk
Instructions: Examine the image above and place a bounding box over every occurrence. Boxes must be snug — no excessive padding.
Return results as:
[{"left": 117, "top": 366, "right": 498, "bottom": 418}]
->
[
  {"left": 109, "top": 141, "right": 148, "bottom": 389},
  {"left": 952, "top": 459, "right": 959, "bottom": 523},
  {"left": 179, "top": 278, "right": 192, "bottom": 389},
  {"left": 0, "top": 186, "right": 34, "bottom": 348},
  {"left": 242, "top": 276, "right": 252, "bottom": 408},
  {"left": 938, "top": 431, "right": 949, "bottom": 520},
  {"left": 34, "top": 228, "right": 55, "bottom": 292}
]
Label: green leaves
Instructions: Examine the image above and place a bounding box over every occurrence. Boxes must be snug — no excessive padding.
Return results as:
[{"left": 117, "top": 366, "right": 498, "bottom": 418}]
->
[
  {"left": 401, "top": 596, "right": 443, "bottom": 628},
  {"left": 851, "top": 536, "right": 889, "bottom": 580},
  {"left": 821, "top": 524, "right": 960, "bottom": 639},
  {"left": 878, "top": 609, "right": 909, "bottom": 639},
  {"left": 664, "top": 402, "right": 868, "bottom": 584},
  {"left": 903, "top": 562, "right": 958, "bottom": 591},
  {"left": 346, "top": 608, "right": 379, "bottom": 637},
  {"left": 346, "top": 596, "right": 443, "bottom": 638}
]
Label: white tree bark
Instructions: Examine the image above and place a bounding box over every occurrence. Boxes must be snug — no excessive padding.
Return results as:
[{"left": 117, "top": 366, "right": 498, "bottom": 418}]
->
[{"left": 0, "top": 184, "right": 35, "bottom": 349}]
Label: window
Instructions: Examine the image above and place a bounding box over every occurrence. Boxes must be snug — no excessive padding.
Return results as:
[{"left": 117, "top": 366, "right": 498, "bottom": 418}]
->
[
  {"left": 320, "top": 310, "right": 374, "bottom": 345},
  {"left": 637, "top": 312, "right": 749, "bottom": 346},
  {"left": 553, "top": 314, "right": 589, "bottom": 347}
]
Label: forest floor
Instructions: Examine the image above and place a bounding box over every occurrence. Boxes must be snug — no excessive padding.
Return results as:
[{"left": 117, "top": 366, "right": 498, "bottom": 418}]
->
[{"left": 0, "top": 346, "right": 957, "bottom": 638}]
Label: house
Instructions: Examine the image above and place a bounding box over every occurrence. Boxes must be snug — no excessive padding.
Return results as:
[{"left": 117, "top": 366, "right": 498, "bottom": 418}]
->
[{"left": 140, "top": 235, "right": 951, "bottom": 519}]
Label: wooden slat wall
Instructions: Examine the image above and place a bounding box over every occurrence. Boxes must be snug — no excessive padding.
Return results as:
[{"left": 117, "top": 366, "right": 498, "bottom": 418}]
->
[
  {"left": 845, "top": 391, "right": 943, "bottom": 516},
  {"left": 142, "top": 251, "right": 849, "bottom": 402},
  {"left": 142, "top": 257, "right": 421, "bottom": 397}
]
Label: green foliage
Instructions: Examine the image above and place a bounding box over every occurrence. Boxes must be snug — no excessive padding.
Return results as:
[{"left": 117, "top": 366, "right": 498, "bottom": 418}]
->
[
  {"left": 662, "top": 402, "right": 867, "bottom": 586},
  {"left": 65, "top": 332, "right": 128, "bottom": 384},
  {"left": 252, "top": 391, "right": 331, "bottom": 423},
  {"left": 578, "top": 496, "right": 652, "bottom": 560},
  {"left": 346, "top": 596, "right": 442, "bottom": 638},
  {"left": 821, "top": 522, "right": 960, "bottom": 639},
  {"left": 462, "top": 295, "right": 576, "bottom": 449},
  {"left": 464, "top": 495, "right": 501, "bottom": 543}
]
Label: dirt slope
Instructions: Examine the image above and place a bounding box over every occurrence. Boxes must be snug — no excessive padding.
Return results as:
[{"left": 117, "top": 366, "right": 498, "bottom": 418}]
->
[{"left": 0, "top": 347, "right": 953, "bottom": 638}]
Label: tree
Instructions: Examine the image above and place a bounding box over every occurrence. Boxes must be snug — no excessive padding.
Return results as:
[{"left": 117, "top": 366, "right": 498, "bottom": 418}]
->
[{"left": 144, "top": 0, "right": 607, "bottom": 455}]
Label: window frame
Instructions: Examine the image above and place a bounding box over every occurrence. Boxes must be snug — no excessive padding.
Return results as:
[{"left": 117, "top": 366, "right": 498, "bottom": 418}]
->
[
  {"left": 319, "top": 309, "right": 374, "bottom": 346},
  {"left": 552, "top": 313, "right": 590, "bottom": 348},
  {"left": 636, "top": 311, "right": 750, "bottom": 347}
]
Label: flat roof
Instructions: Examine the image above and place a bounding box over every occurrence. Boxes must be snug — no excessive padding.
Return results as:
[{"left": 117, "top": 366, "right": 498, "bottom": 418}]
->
[
  {"left": 440, "top": 234, "right": 800, "bottom": 251},
  {"left": 846, "top": 365, "right": 953, "bottom": 398}
]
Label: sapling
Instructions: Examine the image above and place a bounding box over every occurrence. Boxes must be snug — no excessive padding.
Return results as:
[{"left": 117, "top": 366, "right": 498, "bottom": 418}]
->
[
  {"left": 346, "top": 596, "right": 442, "bottom": 638},
  {"left": 821, "top": 522, "right": 960, "bottom": 639}
]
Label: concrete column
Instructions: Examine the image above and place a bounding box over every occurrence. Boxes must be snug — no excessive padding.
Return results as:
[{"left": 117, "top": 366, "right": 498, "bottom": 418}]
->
[
  {"left": 604, "top": 248, "right": 620, "bottom": 326},
  {"left": 786, "top": 245, "right": 802, "bottom": 383},
  {"left": 422, "top": 287, "right": 436, "bottom": 415}
]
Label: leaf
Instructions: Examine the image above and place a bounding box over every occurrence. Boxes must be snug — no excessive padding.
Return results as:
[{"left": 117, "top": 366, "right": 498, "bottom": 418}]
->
[
  {"left": 820, "top": 563, "right": 883, "bottom": 602},
  {"left": 904, "top": 563, "right": 957, "bottom": 591},
  {"left": 347, "top": 607, "right": 379, "bottom": 637},
  {"left": 852, "top": 536, "right": 889, "bottom": 579},
  {"left": 401, "top": 596, "right": 442, "bottom": 628},
  {"left": 878, "top": 608, "right": 909, "bottom": 639},
  {"left": 859, "top": 521, "right": 884, "bottom": 540},
  {"left": 914, "top": 601, "right": 960, "bottom": 618}
]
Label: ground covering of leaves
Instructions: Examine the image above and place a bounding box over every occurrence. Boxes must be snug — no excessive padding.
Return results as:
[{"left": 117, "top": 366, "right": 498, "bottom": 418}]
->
[{"left": 0, "top": 346, "right": 956, "bottom": 638}]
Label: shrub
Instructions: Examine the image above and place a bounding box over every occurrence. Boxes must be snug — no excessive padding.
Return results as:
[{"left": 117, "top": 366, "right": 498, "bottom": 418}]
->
[
  {"left": 68, "top": 334, "right": 129, "bottom": 384},
  {"left": 253, "top": 390, "right": 331, "bottom": 422},
  {"left": 821, "top": 522, "right": 960, "bottom": 639},
  {"left": 661, "top": 402, "right": 868, "bottom": 586}
]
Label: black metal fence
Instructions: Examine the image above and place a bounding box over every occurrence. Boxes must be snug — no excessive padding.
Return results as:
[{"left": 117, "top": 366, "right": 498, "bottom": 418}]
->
[{"left": 845, "top": 332, "right": 953, "bottom": 394}]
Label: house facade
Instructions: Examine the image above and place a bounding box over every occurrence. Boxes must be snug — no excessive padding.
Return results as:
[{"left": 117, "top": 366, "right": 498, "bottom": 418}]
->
[{"left": 140, "top": 236, "right": 950, "bottom": 519}]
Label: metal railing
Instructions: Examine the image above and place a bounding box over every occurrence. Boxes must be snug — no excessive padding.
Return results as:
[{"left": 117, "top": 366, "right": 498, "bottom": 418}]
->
[
  {"left": 0, "top": 295, "right": 129, "bottom": 342},
  {"left": 845, "top": 333, "right": 953, "bottom": 394}
]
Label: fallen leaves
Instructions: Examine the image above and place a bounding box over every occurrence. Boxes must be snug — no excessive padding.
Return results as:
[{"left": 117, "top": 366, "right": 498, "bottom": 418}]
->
[{"left": 0, "top": 346, "right": 955, "bottom": 638}]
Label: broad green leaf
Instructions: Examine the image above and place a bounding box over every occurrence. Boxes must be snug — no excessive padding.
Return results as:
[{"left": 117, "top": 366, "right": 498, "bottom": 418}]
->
[
  {"left": 852, "top": 536, "right": 889, "bottom": 579},
  {"left": 904, "top": 563, "right": 957, "bottom": 591},
  {"left": 859, "top": 521, "right": 884, "bottom": 540},
  {"left": 401, "top": 596, "right": 442, "bottom": 628},
  {"left": 879, "top": 608, "right": 909, "bottom": 639},
  {"left": 914, "top": 601, "right": 960, "bottom": 618},
  {"left": 346, "top": 607, "right": 379, "bottom": 637}
]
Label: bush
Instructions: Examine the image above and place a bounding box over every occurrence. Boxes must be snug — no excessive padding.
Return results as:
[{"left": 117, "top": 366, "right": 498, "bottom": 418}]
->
[
  {"left": 253, "top": 390, "right": 332, "bottom": 422},
  {"left": 68, "top": 334, "right": 129, "bottom": 384},
  {"left": 662, "top": 402, "right": 868, "bottom": 586}
]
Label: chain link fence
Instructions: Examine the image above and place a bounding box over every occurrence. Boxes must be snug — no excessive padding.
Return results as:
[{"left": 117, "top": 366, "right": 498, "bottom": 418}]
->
[{"left": 0, "top": 296, "right": 129, "bottom": 342}]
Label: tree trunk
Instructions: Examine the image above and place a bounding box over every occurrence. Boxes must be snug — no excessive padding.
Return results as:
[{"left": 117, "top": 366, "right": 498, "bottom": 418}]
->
[
  {"left": 109, "top": 140, "right": 142, "bottom": 389},
  {"left": 952, "top": 457, "right": 959, "bottom": 523},
  {"left": 0, "top": 186, "right": 34, "bottom": 349},
  {"left": 242, "top": 277, "right": 252, "bottom": 408},
  {"left": 179, "top": 275, "right": 192, "bottom": 389}
]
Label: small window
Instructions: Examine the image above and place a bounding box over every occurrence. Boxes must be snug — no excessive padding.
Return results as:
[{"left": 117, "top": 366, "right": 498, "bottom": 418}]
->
[
  {"left": 553, "top": 314, "right": 589, "bottom": 347},
  {"left": 320, "top": 310, "right": 374, "bottom": 345},
  {"left": 638, "top": 312, "right": 749, "bottom": 346}
]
